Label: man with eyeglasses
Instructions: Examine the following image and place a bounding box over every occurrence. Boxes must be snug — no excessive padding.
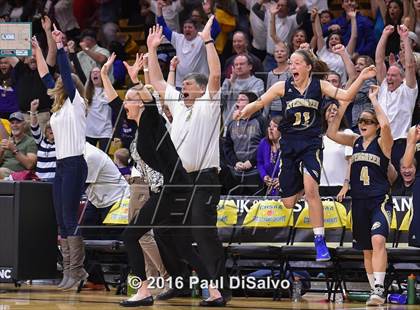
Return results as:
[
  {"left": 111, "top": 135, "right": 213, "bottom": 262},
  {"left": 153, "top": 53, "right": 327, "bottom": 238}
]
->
[{"left": 375, "top": 25, "right": 418, "bottom": 173}]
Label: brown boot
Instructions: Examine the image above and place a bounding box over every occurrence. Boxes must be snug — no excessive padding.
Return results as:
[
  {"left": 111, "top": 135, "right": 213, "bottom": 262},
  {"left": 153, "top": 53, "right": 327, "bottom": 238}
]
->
[
  {"left": 57, "top": 238, "right": 70, "bottom": 288},
  {"left": 62, "top": 236, "right": 89, "bottom": 290}
]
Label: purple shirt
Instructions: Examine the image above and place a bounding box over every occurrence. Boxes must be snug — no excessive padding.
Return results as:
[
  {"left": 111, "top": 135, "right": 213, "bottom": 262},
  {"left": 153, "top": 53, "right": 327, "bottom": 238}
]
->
[{"left": 257, "top": 137, "right": 280, "bottom": 196}]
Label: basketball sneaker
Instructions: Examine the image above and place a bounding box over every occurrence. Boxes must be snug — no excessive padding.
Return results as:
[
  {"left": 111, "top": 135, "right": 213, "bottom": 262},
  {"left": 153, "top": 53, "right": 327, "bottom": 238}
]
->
[
  {"left": 314, "top": 235, "right": 331, "bottom": 261},
  {"left": 366, "top": 285, "right": 386, "bottom": 306}
]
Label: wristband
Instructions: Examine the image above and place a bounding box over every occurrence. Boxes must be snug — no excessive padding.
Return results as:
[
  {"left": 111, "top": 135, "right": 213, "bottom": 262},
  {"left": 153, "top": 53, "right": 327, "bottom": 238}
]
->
[
  {"left": 205, "top": 40, "right": 214, "bottom": 45},
  {"left": 29, "top": 111, "right": 38, "bottom": 116},
  {"left": 143, "top": 69, "right": 149, "bottom": 72}
]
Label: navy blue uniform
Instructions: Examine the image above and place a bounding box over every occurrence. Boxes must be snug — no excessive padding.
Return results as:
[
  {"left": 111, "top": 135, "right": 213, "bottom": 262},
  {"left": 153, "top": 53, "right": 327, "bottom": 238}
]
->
[
  {"left": 350, "top": 136, "right": 393, "bottom": 250},
  {"left": 409, "top": 142, "right": 420, "bottom": 247},
  {"left": 278, "top": 77, "right": 323, "bottom": 197}
]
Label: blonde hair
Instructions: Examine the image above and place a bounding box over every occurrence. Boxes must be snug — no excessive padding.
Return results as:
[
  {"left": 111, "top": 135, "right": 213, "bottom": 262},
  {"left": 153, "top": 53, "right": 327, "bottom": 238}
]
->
[{"left": 49, "top": 73, "right": 87, "bottom": 113}]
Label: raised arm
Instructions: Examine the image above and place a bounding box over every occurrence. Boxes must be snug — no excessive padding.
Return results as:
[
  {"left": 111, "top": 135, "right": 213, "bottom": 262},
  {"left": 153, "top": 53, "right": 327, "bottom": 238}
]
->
[
  {"left": 369, "top": 85, "right": 393, "bottom": 157},
  {"left": 143, "top": 53, "right": 150, "bottom": 85},
  {"left": 252, "top": 0, "right": 266, "bottom": 21},
  {"left": 326, "top": 100, "right": 359, "bottom": 147},
  {"left": 312, "top": 8, "right": 325, "bottom": 51},
  {"left": 199, "top": 15, "right": 221, "bottom": 97},
  {"left": 29, "top": 99, "right": 44, "bottom": 145},
  {"left": 68, "top": 40, "right": 87, "bottom": 84},
  {"left": 156, "top": 5, "right": 173, "bottom": 42},
  {"left": 41, "top": 15, "right": 57, "bottom": 67},
  {"left": 269, "top": 4, "right": 280, "bottom": 43},
  {"left": 101, "top": 53, "right": 118, "bottom": 102},
  {"left": 402, "top": 125, "right": 420, "bottom": 168},
  {"left": 321, "top": 65, "right": 377, "bottom": 101},
  {"left": 376, "top": 25, "right": 394, "bottom": 84},
  {"left": 32, "top": 36, "right": 49, "bottom": 78},
  {"left": 167, "top": 56, "right": 178, "bottom": 86},
  {"left": 52, "top": 25, "right": 76, "bottom": 101},
  {"left": 398, "top": 24, "right": 417, "bottom": 88},
  {"left": 147, "top": 25, "right": 169, "bottom": 100},
  {"left": 346, "top": 10, "right": 358, "bottom": 56},
  {"left": 238, "top": 81, "right": 285, "bottom": 119},
  {"left": 332, "top": 44, "right": 357, "bottom": 86}
]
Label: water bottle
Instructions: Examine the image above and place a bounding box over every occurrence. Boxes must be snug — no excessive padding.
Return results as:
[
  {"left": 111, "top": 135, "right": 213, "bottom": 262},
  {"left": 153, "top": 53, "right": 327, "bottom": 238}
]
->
[
  {"left": 191, "top": 270, "right": 200, "bottom": 299},
  {"left": 408, "top": 274, "right": 416, "bottom": 305},
  {"left": 292, "top": 280, "right": 302, "bottom": 302},
  {"left": 202, "top": 287, "right": 210, "bottom": 299}
]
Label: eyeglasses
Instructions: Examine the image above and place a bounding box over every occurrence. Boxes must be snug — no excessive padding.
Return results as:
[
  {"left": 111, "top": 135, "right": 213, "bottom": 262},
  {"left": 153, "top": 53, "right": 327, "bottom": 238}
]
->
[{"left": 357, "top": 118, "right": 378, "bottom": 125}]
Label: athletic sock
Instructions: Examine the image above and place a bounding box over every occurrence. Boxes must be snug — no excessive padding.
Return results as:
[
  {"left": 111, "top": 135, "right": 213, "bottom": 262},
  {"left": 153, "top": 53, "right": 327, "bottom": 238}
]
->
[
  {"left": 367, "top": 273, "right": 375, "bottom": 289},
  {"left": 313, "top": 227, "right": 325, "bottom": 236},
  {"left": 374, "top": 272, "right": 386, "bottom": 287}
]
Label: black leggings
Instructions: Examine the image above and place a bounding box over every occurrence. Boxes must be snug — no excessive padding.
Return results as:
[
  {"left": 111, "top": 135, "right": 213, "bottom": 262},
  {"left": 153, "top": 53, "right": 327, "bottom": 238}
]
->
[{"left": 121, "top": 190, "right": 211, "bottom": 281}]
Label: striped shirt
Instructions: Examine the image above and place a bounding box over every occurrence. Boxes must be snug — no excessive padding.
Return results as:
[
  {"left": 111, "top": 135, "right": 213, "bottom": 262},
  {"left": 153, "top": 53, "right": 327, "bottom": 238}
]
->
[{"left": 31, "top": 124, "right": 56, "bottom": 180}]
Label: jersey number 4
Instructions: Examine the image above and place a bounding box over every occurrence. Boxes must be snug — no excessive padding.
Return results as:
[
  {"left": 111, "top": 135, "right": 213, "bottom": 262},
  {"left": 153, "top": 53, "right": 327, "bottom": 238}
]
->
[
  {"left": 293, "top": 112, "right": 310, "bottom": 126},
  {"left": 360, "top": 166, "right": 370, "bottom": 186}
]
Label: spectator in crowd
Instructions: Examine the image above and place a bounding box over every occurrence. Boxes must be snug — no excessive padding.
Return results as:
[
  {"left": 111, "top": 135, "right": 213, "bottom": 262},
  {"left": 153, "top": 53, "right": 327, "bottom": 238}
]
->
[
  {"left": 30, "top": 99, "right": 56, "bottom": 182},
  {"left": 221, "top": 54, "right": 265, "bottom": 127},
  {"left": 0, "top": 57, "right": 18, "bottom": 119},
  {"left": 346, "top": 55, "right": 376, "bottom": 131},
  {"left": 252, "top": 0, "right": 307, "bottom": 70},
  {"left": 392, "top": 158, "right": 416, "bottom": 195},
  {"left": 320, "top": 10, "right": 333, "bottom": 26},
  {"left": 9, "top": 0, "right": 24, "bottom": 22},
  {"left": 51, "top": 0, "right": 80, "bottom": 39},
  {"left": 0, "top": 0, "right": 11, "bottom": 17},
  {"left": 81, "top": 142, "right": 129, "bottom": 228},
  {"left": 35, "top": 26, "right": 89, "bottom": 290},
  {"left": 77, "top": 29, "right": 113, "bottom": 83},
  {"left": 148, "top": 0, "right": 183, "bottom": 34},
  {"left": 6, "top": 16, "right": 56, "bottom": 132},
  {"left": 265, "top": 41, "right": 290, "bottom": 117},
  {"left": 238, "top": 0, "right": 268, "bottom": 61},
  {"left": 323, "top": 0, "right": 376, "bottom": 56},
  {"left": 257, "top": 116, "right": 281, "bottom": 196},
  {"left": 376, "top": 24, "right": 417, "bottom": 171},
  {"left": 113, "top": 148, "right": 131, "bottom": 180},
  {"left": 411, "top": 0, "right": 420, "bottom": 52},
  {"left": 85, "top": 67, "right": 113, "bottom": 152},
  {"left": 402, "top": 125, "right": 420, "bottom": 247},
  {"left": 148, "top": 20, "right": 229, "bottom": 304},
  {"left": 157, "top": 7, "right": 220, "bottom": 87},
  {"left": 371, "top": 0, "right": 408, "bottom": 55},
  {"left": 222, "top": 31, "right": 264, "bottom": 82},
  {"left": 319, "top": 102, "right": 352, "bottom": 198},
  {"left": 101, "top": 53, "right": 170, "bottom": 291},
  {"left": 0, "top": 112, "right": 37, "bottom": 179},
  {"left": 313, "top": 8, "right": 358, "bottom": 84},
  {"left": 191, "top": 6, "right": 207, "bottom": 31},
  {"left": 223, "top": 91, "right": 265, "bottom": 195}
]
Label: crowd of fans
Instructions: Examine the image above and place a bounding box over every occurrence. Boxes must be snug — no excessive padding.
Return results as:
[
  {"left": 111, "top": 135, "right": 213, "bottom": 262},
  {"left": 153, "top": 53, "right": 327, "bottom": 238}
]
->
[
  {"left": 0, "top": 0, "right": 420, "bottom": 301},
  {"left": 1, "top": 0, "right": 418, "bottom": 197}
]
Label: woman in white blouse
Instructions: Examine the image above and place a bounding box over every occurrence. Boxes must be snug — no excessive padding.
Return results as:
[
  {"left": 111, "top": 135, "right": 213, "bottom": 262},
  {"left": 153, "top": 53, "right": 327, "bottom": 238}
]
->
[
  {"left": 320, "top": 101, "right": 353, "bottom": 201},
  {"left": 85, "top": 67, "right": 113, "bottom": 152}
]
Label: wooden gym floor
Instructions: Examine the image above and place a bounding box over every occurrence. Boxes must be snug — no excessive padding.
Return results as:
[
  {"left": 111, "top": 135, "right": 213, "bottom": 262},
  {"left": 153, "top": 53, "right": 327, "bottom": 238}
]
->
[{"left": 0, "top": 284, "right": 419, "bottom": 309}]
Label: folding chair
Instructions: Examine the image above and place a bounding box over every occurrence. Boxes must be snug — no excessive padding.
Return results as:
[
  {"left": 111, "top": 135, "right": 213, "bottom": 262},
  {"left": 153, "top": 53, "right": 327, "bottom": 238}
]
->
[
  {"left": 281, "top": 200, "right": 347, "bottom": 301},
  {"left": 224, "top": 199, "right": 294, "bottom": 299},
  {"left": 387, "top": 205, "right": 420, "bottom": 289}
]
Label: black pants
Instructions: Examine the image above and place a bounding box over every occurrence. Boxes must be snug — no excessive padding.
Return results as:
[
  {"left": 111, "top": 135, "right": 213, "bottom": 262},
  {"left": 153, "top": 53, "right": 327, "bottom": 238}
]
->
[
  {"left": 121, "top": 189, "right": 211, "bottom": 281},
  {"left": 392, "top": 138, "right": 407, "bottom": 174},
  {"left": 189, "top": 169, "right": 227, "bottom": 282}
]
